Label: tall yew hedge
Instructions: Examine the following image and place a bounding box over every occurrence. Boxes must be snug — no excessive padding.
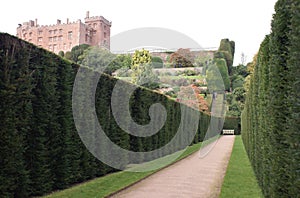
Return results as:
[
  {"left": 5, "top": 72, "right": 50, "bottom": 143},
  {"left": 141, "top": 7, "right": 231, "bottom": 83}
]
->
[
  {"left": 0, "top": 33, "right": 226, "bottom": 197},
  {"left": 242, "top": 0, "right": 300, "bottom": 197}
]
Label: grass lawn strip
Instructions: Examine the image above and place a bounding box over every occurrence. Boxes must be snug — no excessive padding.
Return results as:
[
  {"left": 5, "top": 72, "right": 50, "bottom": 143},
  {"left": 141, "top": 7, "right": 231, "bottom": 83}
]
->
[
  {"left": 43, "top": 136, "right": 219, "bottom": 198},
  {"left": 219, "top": 135, "right": 263, "bottom": 198}
]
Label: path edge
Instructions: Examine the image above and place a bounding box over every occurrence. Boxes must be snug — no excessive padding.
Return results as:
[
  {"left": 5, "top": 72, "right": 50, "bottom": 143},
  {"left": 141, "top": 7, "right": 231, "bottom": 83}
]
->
[{"left": 105, "top": 135, "right": 223, "bottom": 198}]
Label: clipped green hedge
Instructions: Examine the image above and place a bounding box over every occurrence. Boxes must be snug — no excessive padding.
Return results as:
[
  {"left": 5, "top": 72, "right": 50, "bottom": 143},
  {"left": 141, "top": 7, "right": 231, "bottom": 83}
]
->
[
  {"left": 223, "top": 116, "right": 240, "bottom": 135},
  {"left": 0, "top": 33, "right": 223, "bottom": 197},
  {"left": 242, "top": 1, "right": 300, "bottom": 197}
]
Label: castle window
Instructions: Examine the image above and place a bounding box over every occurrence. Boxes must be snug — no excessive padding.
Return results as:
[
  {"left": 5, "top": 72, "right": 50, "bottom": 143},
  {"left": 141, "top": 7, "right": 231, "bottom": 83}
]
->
[
  {"left": 49, "top": 37, "right": 53, "bottom": 42},
  {"left": 93, "top": 23, "right": 97, "bottom": 28},
  {"left": 68, "top": 31, "right": 73, "bottom": 40},
  {"left": 63, "top": 43, "right": 66, "bottom": 50},
  {"left": 23, "top": 33, "right": 27, "bottom": 38},
  {"left": 53, "top": 36, "right": 57, "bottom": 42},
  {"left": 49, "top": 45, "right": 52, "bottom": 50},
  {"left": 53, "top": 44, "right": 57, "bottom": 51},
  {"left": 38, "top": 37, "right": 43, "bottom": 42},
  {"left": 29, "top": 32, "right": 32, "bottom": 37},
  {"left": 104, "top": 32, "right": 107, "bottom": 38},
  {"left": 38, "top": 30, "right": 43, "bottom": 35},
  {"left": 104, "top": 25, "right": 106, "bottom": 30},
  {"left": 69, "top": 42, "right": 72, "bottom": 48},
  {"left": 59, "top": 36, "right": 63, "bottom": 41},
  {"left": 59, "top": 29, "right": 63, "bottom": 34},
  {"left": 49, "top": 30, "right": 52, "bottom": 34},
  {"left": 54, "top": 29, "right": 57, "bottom": 34}
]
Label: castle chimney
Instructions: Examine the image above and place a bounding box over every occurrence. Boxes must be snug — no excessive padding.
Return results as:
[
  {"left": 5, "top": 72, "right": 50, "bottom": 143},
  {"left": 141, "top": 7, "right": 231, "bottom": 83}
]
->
[
  {"left": 35, "top": 19, "right": 38, "bottom": 27},
  {"left": 66, "top": 18, "right": 69, "bottom": 24},
  {"left": 86, "top": 11, "right": 90, "bottom": 18},
  {"left": 29, "top": 20, "right": 34, "bottom": 27},
  {"left": 57, "top": 19, "right": 61, "bottom": 25}
]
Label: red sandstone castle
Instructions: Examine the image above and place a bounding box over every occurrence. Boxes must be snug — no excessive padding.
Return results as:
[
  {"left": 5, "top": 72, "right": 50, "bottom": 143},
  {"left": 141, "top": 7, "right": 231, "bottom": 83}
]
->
[{"left": 17, "top": 11, "right": 111, "bottom": 54}]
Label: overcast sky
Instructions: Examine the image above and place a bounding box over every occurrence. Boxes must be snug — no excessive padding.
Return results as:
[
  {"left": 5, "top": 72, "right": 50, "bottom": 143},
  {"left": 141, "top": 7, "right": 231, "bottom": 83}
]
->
[{"left": 1, "top": 0, "right": 277, "bottom": 65}]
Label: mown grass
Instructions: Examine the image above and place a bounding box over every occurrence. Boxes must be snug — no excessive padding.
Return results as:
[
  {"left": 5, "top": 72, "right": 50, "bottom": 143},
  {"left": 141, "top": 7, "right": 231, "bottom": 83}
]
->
[
  {"left": 220, "top": 136, "right": 263, "bottom": 198},
  {"left": 43, "top": 139, "right": 209, "bottom": 198}
]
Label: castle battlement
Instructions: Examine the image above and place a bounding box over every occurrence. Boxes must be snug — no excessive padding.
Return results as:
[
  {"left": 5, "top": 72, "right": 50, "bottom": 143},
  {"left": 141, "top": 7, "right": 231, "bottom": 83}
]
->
[{"left": 84, "top": 11, "right": 111, "bottom": 25}]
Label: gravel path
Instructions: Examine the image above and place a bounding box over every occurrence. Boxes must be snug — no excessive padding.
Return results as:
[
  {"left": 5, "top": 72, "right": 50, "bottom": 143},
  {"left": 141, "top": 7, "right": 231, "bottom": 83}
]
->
[{"left": 110, "top": 135, "right": 235, "bottom": 198}]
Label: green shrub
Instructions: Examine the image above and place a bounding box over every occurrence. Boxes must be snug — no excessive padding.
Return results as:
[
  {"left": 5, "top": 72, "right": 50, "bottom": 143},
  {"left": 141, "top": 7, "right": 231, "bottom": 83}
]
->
[{"left": 152, "top": 56, "right": 164, "bottom": 68}]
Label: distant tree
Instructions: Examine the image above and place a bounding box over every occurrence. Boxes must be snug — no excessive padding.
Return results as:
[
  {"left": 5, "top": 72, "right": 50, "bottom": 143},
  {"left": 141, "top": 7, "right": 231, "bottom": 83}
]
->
[
  {"left": 194, "top": 53, "right": 212, "bottom": 67},
  {"left": 151, "top": 56, "right": 164, "bottom": 68},
  {"left": 64, "top": 51, "right": 72, "bottom": 60},
  {"left": 79, "top": 46, "right": 115, "bottom": 73},
  {"left": 232, "top": 64, "right": 249, "bottom": 77},
  {"left": 170, "top": 48, "right": 194, "bottom": 68},
  {"left": 58, "top": 51, "right": 64, "bottom": 57},
  {"left": 110, "top": 54, "right": 131, "bottom": 68},
  {"left": 243, "top": 54, "right": 257, "bottom": 92},
  {"left": 240, "top": 52, "right": 247, "bottom": 65},
  {"left": 231, "top": 75, "right": 245, "bottom": 90},
  {"left": 232, "top": 87, "right": 246, "bottom": 103},
  {"left": 70, "top": 44, "right": 90, "bottom": 63},
  {"left": 131, "top": 49, "right": 159, "bottom": 88}
]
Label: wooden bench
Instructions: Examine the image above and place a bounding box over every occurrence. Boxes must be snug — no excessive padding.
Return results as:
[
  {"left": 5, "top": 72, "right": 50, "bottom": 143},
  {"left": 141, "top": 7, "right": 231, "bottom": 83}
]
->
[{"left": 222, "top": 129, "right": 235, "bottom": 135}]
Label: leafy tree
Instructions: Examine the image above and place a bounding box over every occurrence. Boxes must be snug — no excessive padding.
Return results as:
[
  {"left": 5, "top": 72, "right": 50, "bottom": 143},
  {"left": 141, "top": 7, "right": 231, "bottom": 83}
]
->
[
  {"left": 64, "top": 51, "right": 72, "bottom": 60},
  {"left": 79, "top": 46, "right": 115, "bottom": 73},
  {"left": 194, "top": 53, "right": 212, "bottom": 67},
  {"left": 240, "top": 52, "right": 247, "bottom": 65},
  {"left": 69, "top": 44, "right": 90, "bottom": 63},
  {"left": 131, "top": 49, "right": 159, "bottom": 88},
  {"left": 58, "top": 51, "right": 64, "bottom": 57},
  {"left": 232, "top": 64, "right": 249, "bottom": 77},
  {"left": 151, "top": 56, "right": 164, "bottom": 68},
  {"left": 231, "top": 75, "right": 245, "bottom": 90},
  {"left": 170, "top": 48, "right": 194, "bottom": 68},
  {"left": 232, "top": 87, "right": 245, "bottom": 103},
  {"left": 109, "top": 54, "right": 132, "bottom": 74}
]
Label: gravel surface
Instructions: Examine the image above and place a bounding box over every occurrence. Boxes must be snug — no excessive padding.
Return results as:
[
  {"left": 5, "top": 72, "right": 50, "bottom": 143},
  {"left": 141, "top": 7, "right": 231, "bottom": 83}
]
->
[{"left": 111, "top": 135, "right": 235, "bottom": 198}]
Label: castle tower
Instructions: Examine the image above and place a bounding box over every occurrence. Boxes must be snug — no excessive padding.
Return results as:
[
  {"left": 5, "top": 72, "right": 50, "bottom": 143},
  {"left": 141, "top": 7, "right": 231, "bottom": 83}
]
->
[{"left": 84, "top": 11, "right": 111, "bottom": 49}]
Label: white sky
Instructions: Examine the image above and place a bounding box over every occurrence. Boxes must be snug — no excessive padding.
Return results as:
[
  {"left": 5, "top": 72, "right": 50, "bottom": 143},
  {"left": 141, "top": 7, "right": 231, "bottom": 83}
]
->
[{"left": 1, "top": 0, "right": 277, "bottom": 65}]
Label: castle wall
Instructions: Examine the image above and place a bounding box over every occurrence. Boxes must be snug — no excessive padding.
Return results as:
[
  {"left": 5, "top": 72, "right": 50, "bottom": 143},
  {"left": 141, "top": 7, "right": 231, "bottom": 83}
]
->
[{"left": 16, "top": 12, "right": 111, "bottom": 54}]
